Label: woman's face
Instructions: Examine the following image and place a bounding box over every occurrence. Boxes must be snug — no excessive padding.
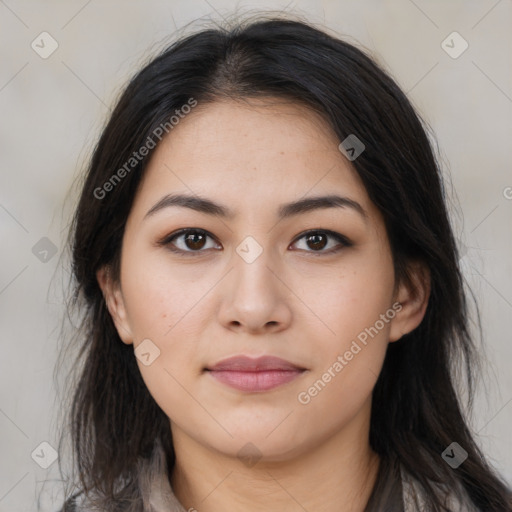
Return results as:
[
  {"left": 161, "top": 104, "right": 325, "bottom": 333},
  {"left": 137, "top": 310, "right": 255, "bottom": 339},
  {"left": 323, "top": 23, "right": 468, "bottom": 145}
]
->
[{"left": 99, "top": 98, "right": 422, "bottom": 462}]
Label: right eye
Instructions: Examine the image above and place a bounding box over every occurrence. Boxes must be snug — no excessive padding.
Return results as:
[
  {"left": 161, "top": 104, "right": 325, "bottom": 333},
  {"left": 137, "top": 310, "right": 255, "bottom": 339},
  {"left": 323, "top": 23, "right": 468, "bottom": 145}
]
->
[{"left": 159, "top": 228, "right": 221, "bottom": 255}]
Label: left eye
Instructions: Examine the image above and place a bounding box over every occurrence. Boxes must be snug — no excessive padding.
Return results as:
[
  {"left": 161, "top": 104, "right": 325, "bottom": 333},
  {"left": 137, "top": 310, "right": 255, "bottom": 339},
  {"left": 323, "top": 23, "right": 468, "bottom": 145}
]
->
[
  {"left": 290, "top": 230, "right": 351, "bottom": 254},
  {"left": 160, "top": 229, "right": 351, "bottom": 255}
]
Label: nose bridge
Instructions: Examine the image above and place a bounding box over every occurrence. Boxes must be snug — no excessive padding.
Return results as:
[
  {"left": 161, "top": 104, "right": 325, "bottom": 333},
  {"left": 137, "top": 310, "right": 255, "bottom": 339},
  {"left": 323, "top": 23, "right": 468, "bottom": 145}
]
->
[
  {"left": 218, "top": 234, "right": 292, "bottom": 331},
  {"left": 232, "top": 234, "right": 280, "bottom": 300}
]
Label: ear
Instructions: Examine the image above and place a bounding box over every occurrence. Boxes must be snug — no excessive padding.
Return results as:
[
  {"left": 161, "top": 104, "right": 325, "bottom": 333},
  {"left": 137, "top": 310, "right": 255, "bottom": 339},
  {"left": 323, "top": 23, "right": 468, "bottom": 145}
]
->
[
  {"left": 389, "top": 261, "right": 430, "bottom": 343},
  {"left": 96, "top": 265, "right": 134, "bottom": 345}
]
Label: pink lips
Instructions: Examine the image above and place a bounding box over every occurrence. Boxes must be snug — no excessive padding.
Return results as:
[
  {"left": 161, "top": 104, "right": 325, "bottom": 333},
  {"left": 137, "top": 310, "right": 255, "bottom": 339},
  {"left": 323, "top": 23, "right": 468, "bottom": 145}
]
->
[{"left": 206, "top": 355, "right": 307, "bottom": 392}]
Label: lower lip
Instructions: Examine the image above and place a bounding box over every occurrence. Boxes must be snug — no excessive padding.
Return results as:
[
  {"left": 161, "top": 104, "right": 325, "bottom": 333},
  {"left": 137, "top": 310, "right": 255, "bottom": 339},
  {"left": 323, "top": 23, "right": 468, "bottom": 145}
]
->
[{"left": 207, "top": 369, "right": 305, "bottom": 392}]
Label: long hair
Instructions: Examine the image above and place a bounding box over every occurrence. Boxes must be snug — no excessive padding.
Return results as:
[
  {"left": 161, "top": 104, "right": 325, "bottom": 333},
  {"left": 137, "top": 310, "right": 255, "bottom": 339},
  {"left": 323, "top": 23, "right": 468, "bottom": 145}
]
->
[{"left": 56, "top": 13, "right": 512, "bottom": 511}]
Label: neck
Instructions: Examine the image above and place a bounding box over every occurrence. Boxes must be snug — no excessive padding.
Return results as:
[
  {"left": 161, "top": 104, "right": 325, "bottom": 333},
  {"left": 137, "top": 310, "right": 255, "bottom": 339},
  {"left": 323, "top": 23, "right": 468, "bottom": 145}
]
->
[{"left": 170, "top": 406, "right": 380, "bottom": 512}]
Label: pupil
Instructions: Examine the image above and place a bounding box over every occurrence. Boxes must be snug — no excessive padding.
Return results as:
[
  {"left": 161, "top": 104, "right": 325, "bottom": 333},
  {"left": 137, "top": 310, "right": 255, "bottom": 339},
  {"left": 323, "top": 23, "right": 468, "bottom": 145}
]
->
[
  {"left": 308, "top": 233, "right": 326, "bottom": 250},
  {"left": 186, "top": 232, "right": 205, "bottom": 250}
]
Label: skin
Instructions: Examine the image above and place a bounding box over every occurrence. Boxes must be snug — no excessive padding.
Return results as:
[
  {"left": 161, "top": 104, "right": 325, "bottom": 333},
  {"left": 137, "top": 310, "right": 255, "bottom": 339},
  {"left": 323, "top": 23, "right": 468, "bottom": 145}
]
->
[{"left": 98, "top": 98, "right": 429, "bottom": 512}]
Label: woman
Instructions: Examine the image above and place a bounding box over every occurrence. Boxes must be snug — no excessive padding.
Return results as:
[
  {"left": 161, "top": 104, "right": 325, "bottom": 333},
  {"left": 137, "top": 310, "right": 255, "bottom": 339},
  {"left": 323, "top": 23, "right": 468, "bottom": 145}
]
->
[{"left": 56, "top": 14, "right": 512, "bottom": 511}]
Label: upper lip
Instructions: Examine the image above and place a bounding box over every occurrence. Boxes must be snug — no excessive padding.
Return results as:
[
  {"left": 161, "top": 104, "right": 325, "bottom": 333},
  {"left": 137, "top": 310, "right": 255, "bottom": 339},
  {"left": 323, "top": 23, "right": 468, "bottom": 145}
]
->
[{"left": 206, "top": 355, "right": 306, "bottom": 372}]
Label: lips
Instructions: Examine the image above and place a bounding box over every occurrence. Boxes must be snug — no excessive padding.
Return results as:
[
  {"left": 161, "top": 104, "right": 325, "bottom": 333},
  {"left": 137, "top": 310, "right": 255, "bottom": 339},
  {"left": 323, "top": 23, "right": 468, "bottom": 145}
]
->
[
  {"left": 205, "top": 355, "right": 307, "bottom": 392},
  {"left": 207, "top": 355, "right": 306, "bottom": 372}
]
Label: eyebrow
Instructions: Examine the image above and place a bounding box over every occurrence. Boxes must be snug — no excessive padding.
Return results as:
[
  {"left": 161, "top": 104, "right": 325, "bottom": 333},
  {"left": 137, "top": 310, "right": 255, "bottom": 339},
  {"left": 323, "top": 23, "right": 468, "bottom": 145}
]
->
[{"left": 144, "top": 193, "right": 368, "bottom": 222}]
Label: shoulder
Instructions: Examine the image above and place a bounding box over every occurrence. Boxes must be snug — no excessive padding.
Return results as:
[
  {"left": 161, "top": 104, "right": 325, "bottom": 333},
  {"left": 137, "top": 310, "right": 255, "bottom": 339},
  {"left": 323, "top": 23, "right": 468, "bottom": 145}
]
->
[
  {"left": 57, "top": 491, "right": 105, "bottom": 512},
  {"left": 400, "top": 463, "right": 480, "bottom": 512},
  {"left": 57, "top": 491, "right": 82, "bottom": 511},
  {"left": 56, "top": 438, "right": 186, "bottom": 511}
]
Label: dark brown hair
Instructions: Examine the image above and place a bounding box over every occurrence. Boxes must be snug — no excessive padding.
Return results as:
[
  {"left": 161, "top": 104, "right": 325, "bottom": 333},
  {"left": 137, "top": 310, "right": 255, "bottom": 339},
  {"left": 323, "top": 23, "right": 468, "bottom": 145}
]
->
[{"left": 55, "top": 13, "right": 511, "bottom": 511}]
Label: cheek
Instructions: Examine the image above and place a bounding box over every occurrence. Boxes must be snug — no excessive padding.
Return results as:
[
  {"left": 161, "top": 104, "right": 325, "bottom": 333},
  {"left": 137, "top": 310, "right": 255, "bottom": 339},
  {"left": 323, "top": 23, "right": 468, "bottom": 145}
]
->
[
  {"left": 294, "top": 251, "right": 394, "bottom": 408},
  {"left": 119, "top": 247, "right": 214, "bottom": 402},
  {"left": 298, "top": 253, "right": 395, "bottom": 346},
  {"left": 295, "top": 289, "right": 391, "bottom": 437},
  {"left": 120, "top": 244, "right": 211, "bottom": 340}
]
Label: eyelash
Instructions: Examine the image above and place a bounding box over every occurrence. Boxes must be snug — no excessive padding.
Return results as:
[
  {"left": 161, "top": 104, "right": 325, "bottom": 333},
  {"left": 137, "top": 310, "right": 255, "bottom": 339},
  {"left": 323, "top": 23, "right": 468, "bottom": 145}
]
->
[{"left": 158, "top": 228, "right": 353, "bottom": 257}]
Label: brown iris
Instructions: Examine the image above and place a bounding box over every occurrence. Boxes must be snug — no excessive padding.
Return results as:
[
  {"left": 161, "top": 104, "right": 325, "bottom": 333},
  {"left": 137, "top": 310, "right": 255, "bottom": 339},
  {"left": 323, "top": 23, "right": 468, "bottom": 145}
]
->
[
  {"left": 184, "top": 231, "right": 207, "bottom": 250},
  {"left": 305, "top": 233, "right": 328, "bottom": 251}
]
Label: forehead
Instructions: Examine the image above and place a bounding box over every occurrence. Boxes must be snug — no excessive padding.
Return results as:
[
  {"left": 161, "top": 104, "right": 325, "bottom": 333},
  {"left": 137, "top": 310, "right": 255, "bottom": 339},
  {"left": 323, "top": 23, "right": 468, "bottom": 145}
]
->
[
  {"left": 160, "top": 98, "right": 341, "bottom": 164},
  {"left": 131, "top": 98, "right": 375, "bottom": 223}
]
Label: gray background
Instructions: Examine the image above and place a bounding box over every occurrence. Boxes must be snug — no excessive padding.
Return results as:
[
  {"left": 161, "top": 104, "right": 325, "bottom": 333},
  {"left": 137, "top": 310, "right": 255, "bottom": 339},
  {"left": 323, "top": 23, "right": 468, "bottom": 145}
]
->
[{"left": 0, "top": 0, "right": 511, "bottom": 510}]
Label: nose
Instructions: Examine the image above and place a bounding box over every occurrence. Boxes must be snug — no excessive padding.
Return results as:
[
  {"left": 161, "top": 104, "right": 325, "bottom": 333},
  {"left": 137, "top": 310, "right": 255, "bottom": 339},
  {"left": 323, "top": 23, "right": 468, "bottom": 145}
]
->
[{"left": 217, "top": 246, "right": 293, "bottom": 335}]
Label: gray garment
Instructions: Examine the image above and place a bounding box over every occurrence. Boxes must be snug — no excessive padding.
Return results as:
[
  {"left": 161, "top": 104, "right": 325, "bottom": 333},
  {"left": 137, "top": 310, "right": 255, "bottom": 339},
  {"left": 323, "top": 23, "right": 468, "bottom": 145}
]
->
[
  {"left": 400, "top": 464, "right": 479, "bottom": 512},
  {"left": 65, "top": 439, "right": 478, "bottom": 512}
]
